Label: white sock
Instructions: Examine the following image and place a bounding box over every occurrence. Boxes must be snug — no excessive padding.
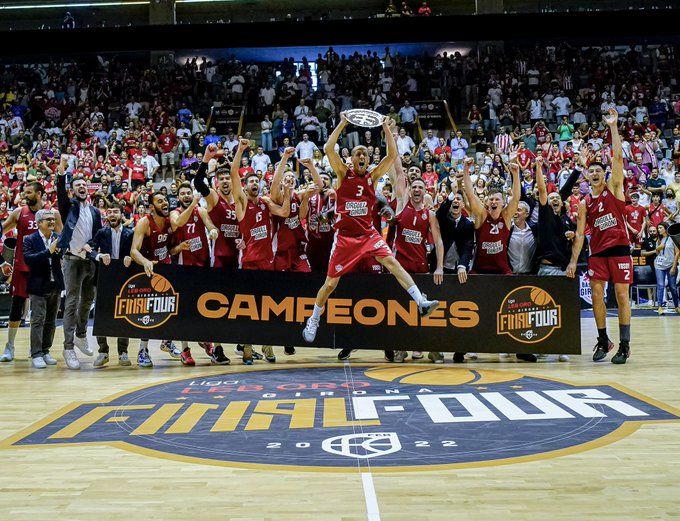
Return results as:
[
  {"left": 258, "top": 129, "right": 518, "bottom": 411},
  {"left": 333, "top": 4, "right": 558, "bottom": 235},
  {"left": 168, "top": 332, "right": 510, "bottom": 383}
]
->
[
  {"left": 139, "top": 340, "right": 149, "bottom": 352},
  {"left": 407, "top": 285, "right": 425, "bottom": 305},
  {"left": 311, "top": 304, "right": 324, "bottom": 320},
  {"left": 7, "top": 326, "right": 18, "bottom": 347}
]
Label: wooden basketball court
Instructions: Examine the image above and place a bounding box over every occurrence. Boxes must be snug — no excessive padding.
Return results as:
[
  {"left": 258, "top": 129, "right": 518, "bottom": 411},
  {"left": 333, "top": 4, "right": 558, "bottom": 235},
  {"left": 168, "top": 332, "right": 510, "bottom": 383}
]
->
[{"left": 1, "top": 314, "right": 679, "bottom": 521}]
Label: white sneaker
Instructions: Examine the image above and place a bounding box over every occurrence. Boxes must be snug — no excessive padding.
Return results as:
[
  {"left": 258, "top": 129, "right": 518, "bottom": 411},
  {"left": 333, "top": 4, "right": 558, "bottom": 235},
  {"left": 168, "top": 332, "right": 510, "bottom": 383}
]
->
[
  {"left": 558, "top": 354, "right": 570, "bottom": 362},
  {"left": 32, "top": 356, "right": 47, "bottom": 369},
  {"left": 467, "top": 352, "right": 478, "bottom": 360},
  {"left": 499, "top": 353, "right": 510, "bottom": 359},
  {"left": 43, "top": 353, "right": 57, "bottom": 365},
  {"left": 74, "top": 335, "right": 94, "bottom": 356},
  {"left": 63, "top": 349, "right": 81, "bottom": 370},
  {"left": 0, "top": 344, "right": 14, "bottom": 362},
  {"left": 302, "top": 316, "right": 319, "bottom": 343},
  {"left": 418, "top": 297, "right": 440, "bottom": 317},
  {"left": 93, "top": 353, "right": 109, "bottom": 367}
]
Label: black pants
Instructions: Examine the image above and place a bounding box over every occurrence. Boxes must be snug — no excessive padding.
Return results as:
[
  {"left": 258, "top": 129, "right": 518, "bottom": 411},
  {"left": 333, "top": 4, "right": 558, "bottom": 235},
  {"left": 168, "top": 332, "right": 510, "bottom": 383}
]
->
[
  {"left": 96, "top": 336, "right": 130, "bottom": 355},
  {"left": 29, "top": 285, "right": 60, "bottom": 359}
]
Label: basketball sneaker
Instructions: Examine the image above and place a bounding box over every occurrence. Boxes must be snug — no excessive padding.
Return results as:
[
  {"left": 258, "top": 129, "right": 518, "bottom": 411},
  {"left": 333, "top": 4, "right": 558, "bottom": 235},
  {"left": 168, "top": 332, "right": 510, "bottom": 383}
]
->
[
  {"left": 0, "top": 343, "right": 14, "bottom": 362},
  {"left": 160, "top": 340, "right": 181, "bottom": 358},
  {"left": 242, "top": 344, "right": 254, "bottom": 365},
  {"left": 43, "top": 353, "right": 57, "bottom": 365},
  {"left": 210, "top": 345, "right": 230, "bottom": 365},
  {"left": 138, "top": 349, "right": 153, "bottom": 368},
  {"left": 235, "top": 344, "right": 263, "bottom": 360},
  {"left": 302, "top": 316, "right": 320, "bottom": 343},
  {"left": 262, "top": 345, "right": 276, "bottom": 363},
  {"left": 611, "top": 342, "right": 630, "bottom": 365},
  {"left": 74, "top": 335, "right": 94, "bottom": 356},
  {"left": 119, "top": 353, "right": 132, "bottom": 366},
  {"left": 394, "top": 351, "right": 408, "bottom": 363},
  {"left": 180, "top": 349, "right": 195, "bottom": 366},
  {"left": 337, "top": 348, "right": 353, "bottom": 361},
  {"left": 93, "top": 353, "right": 109, "bottom": 368},
  {"left": 593, "top": 338, "right": 614, "bottom": 362},
  {"left": 428, "top": 352, "right": 444, "bottom": 364},
  {"left": 63, "top": 349, "right": 80, "bottom": 369},
  {"left": 198, "top": 342, "right": 213, "bottom": 355},
  {"left": 452, "top": 352, "right": 465, "bottom": 363},
  {"left": 558, "top": 354, "right": 570, "bottom": 362},
  {"left": 284, "top": 346, "right": 296, "bottom": 355},
  {"left": 411, "top": 351, "right": 424, "bottom": 359},
  {"left": 384, "top": 350, "right": 395, "bottom": 362},
  {"left": 32, "top": 356, "right": 46, "bottom": 369},
  {"left": 418, "top": 296, "right": 440, "bottom": 317}
]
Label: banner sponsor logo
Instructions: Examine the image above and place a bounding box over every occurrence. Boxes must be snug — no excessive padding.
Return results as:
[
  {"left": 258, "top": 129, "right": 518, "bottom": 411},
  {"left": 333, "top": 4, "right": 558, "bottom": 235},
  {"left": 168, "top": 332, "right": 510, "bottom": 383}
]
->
[
  {"left": 3, "top": 366, "right": 678, "bottom": 471},
  {"left": 114, "top": 273, "right": 179, "bottom": 329},
  {"left": 497, "top": 286, "right": 561, "bottom": 343}
]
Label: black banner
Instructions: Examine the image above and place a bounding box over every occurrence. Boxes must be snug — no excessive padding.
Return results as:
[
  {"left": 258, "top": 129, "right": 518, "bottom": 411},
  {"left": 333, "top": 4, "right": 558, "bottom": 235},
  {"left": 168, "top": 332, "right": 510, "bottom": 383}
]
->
[
  {"left": 210, "top": 104, "right": 244, "bottom": 134},
  {"left": 414, "top": 100, "right": 452, "bottom": 132},
  {"left": 93, "top": 263, "right": 581, "bottom": 354}
]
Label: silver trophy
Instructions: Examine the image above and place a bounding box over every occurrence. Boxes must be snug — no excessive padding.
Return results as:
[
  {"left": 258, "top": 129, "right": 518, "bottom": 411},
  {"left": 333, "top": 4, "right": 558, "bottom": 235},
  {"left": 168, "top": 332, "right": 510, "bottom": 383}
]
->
[
  {"left": 1, "top": 237, "right": 16, "bottom": 265},
  {"left": 344, "top": 109, "right": 385, "bottom": 128}
]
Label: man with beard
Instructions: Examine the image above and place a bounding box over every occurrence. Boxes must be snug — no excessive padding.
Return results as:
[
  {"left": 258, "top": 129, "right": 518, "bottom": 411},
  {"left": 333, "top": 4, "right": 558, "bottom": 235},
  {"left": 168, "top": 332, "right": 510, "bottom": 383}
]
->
[
  {"left": 302, "top": 114, "right": 439, "bottom": 345},
  {"left": 88, "top": 201, "right": 134, "bottom": 367},
  {"left": 305, "top": 170, "right": 336, "bottom": 273},
  {"left": 56, "top": 155, "right": 102, "bottom": 370},
  {"left": 231, "top": 138, "right": 291, "bottom": 364},
  {"left": 169, "top": 181, "right": 225, "bottom": 366},
  {"left": 1, "top": 181, "right": 63, "bottom": 363},
  {"left": 130, "top": 192, "right": 181, "bottom": 367},
  {"left": 567, "top": 109, "right": 633, "bottom": 365}
]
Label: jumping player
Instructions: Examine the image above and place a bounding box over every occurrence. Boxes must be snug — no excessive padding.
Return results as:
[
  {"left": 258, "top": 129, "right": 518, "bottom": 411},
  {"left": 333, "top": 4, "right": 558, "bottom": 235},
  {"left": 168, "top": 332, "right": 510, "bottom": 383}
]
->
[
  {"left": 169, "top": 182, "right": 229, "bottom": 366},
  {"left": 231, "top": 138, "right": 291, "bottom": 364},
  {"left": 130, "top": 191, "right": 181, "bottom": 367},
  {"left": 1, "top": 182, "right": 63, "bottom": 362},
  {"left": 567, "top": 108, "right": 632, "bottom": 364},
  {"left": 302, "top": 113, "right": 439, "bottom": 344}
]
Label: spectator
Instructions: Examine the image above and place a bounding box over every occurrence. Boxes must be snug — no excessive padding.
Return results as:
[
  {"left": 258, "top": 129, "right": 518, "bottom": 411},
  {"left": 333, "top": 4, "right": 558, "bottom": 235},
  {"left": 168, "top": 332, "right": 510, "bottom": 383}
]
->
[
  {"left": 418, "top": 2, "right": 431, "bottom": 16},
  {"left": 654, "top": 222, "right": 680, "bottom": 314},
  {"left": 398, "top": 100, "right": 417, "bottom": 136}
]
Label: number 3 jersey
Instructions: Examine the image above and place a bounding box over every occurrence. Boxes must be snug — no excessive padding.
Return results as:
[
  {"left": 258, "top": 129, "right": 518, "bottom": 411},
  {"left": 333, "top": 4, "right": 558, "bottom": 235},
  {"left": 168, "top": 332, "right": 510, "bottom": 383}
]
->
[
  {"left": 333, "top": 169, "right": 375, "bottom": 236},
  {"left": 585, "top": 187, "right": 630, "bottom": 256}
]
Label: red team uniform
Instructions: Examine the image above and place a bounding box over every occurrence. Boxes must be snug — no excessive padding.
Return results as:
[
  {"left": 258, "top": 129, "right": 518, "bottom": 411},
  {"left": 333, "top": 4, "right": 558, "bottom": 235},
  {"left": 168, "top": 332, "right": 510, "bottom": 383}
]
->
[
  {"left": 393, "top": 202, "right": 430, "bottom": 274},
  {"left": 11, "top": 206, "right": 40, "bottom": 298},
  {"left": 172, "top": 207, "right": 210, "bottom": 267},
  {"left": 273, "top": 193, "right": 311, "bottom": 272},
  {"left": 585, "top": 187, "right": 632, "bottom": 284},
  {"left": 142, "top": 216, "right": 172, "bottom": 264},
  {"left": 306, "top": 192, "right": 335, "bottom": 272},
  {"left": 239, "top": 197, "right": 275, "bottom": 271},
  {"left": 328, "top": 169, "right": 393, "bottom": 278},
  {"left": 208, "top": 197, "right": 240, "bottom": 269},
  {"left": 472, "top": 214, "right": 512, "bottom": 275}
]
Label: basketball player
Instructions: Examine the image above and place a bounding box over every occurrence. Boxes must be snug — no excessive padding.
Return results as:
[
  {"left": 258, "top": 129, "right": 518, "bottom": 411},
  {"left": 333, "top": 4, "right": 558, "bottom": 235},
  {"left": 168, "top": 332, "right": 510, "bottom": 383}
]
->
[
  {"left": 305, "top": 170, "right": 336, "bottom": 273},
  {"left": 169, "top": 181, "right": 228, "bottom": 366},
  {"left": 231, "top": 138, "right": 291, "bottom": 364},
  {"left": 130, "top": 192, "right": 180, "bottom": 367},
  {"left": 567, "top": 108, "right": 632, "bottom": 364},
  {"left": 462, "top": 155, "right": 535, "bottom": 362},
  {"left": 302, "top": 113, "right": 439, "bottom": 344},
  {"left": 1, "top": 182, "right": 63, "bottom": 363}
]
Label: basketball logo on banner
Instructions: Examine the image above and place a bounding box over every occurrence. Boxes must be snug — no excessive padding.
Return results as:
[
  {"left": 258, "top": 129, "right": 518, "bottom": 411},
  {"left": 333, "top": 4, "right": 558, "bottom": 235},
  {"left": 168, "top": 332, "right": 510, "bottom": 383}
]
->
[
  {"left": 344, "top": 109, "right": 385, "bottom": 127},
  {"left": 114, "top": 273, "right": 179, "bottom": 329},
  {"left": 496, "top": 285, "right": 561, "bottom": 343}
]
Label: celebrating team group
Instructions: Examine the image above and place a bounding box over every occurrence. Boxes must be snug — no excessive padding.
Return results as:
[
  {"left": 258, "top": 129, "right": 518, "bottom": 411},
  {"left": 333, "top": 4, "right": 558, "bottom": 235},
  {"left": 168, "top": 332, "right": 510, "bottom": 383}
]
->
[{"left": 0, "top": 108, "right": 635, "bottom": 369}]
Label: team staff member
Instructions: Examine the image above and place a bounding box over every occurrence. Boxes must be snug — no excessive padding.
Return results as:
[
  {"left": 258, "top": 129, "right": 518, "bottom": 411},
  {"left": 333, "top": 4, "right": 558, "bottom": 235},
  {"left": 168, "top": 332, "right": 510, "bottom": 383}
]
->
[
  {"left": 88, "top": 201, "right": 134, "bottom": 367},
  {"left": 1, "top": 181, "right": 62, "bottom": 363},
  {"left": 57, "top": 154, "right": 102, "bottom": 370},
  {"left": 567, "top": 108, "right": 632, "bottom": 364},
  {"left": 23, "top": 209, "right": 63, "bottom": 369}
]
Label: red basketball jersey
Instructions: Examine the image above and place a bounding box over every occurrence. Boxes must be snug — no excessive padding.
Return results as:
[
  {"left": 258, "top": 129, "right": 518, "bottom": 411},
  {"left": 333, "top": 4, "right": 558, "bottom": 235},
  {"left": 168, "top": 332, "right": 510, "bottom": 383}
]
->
[
  {"left": 141, "top": 216, "right": 171, "bottom": 264},
  {"left": 14, "top": 206, "right": 39, "bottom": 272},
  {"left": 393, "top": 202, "right": 430, "bottom": 273},
  {"left": 238, "top": 197, "right": 274, "bottom": 265},
  {"left": 585, "top": 187, "right": 630, "bottom": 255},
  {"left": 172, "top": 206, "right": 209, "bottom": 267},
  {"left": 208, "top": 196, "right": 240, "bottom": 261},
  {"left": 625, "top": 204, "right": 647, "bottom": 233},
  {"left": 274, "top": 193, "right": 305, "bottom": 252},
  {"left": 334, "top": 169, "right": 375, "bottom": 236},
  {"left": 473, "top": 214, "right": 512, "bottom": 275},
  {"left": 307, "top": 192, "right": 334, "bottom": 241}
]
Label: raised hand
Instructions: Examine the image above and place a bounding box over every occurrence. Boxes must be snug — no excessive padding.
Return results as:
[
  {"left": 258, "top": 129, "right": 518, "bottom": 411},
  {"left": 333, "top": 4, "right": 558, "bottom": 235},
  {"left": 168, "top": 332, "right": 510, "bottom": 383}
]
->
[
  {"left": 239, "top": 138, "right": 250, "bottom": 151},
  {"left": 299, "top": 157, "right": 313, "bottom": 168},
  {"left": 283, "top": 146, "right": 296, "bottom": 157},
  {"left": 603, "top": 107, "right": 618, "bottom": 127}
]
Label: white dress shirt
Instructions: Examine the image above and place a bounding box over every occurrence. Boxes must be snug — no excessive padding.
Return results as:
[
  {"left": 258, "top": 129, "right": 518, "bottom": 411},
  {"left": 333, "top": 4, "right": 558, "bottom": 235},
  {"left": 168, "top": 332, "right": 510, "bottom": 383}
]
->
[{"left": 69, "top": 201, "right": 94, "bottom": 257}]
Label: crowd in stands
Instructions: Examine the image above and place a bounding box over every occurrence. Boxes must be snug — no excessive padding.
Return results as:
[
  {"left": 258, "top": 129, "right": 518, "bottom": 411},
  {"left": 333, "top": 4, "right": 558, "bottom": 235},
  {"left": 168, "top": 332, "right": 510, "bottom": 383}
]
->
[{"left": 1, "top": 43, "right": 679, "bottom": 313}]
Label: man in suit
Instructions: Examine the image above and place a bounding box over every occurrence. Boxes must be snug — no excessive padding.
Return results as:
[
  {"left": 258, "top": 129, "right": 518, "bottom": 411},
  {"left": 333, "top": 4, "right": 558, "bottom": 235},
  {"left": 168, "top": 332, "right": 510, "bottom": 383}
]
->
[
  {"left": 88, "top": 201, "right": 133, "bottom": 367},
  {"left": 435, "top": 189, "right": 475, "bottom": 363},
  {"left": 23, "top": 209, "right": 64, "bottom": 369},
  {"left": 57, "top": 154, "right": 102, "bottom": 369}
]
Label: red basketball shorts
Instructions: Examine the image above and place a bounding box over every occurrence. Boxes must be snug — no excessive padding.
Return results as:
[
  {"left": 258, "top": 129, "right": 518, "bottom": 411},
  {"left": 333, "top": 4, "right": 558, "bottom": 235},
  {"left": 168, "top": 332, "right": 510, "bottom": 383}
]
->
[
  {"left": 588, "top": 255, "right": 633, "bottom": 284},
  {"left": 327, "top": 231, "right": 393, "bottom": 278}
]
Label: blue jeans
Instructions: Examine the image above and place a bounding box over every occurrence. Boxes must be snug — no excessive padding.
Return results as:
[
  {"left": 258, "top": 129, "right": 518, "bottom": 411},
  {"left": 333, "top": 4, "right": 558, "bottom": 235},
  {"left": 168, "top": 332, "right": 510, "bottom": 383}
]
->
[
  {"left": 261, "top": 132, "right": 273, "bottom": 151},
  {"left": 655, "top": 268, "right": 679, "bottom": 307}
]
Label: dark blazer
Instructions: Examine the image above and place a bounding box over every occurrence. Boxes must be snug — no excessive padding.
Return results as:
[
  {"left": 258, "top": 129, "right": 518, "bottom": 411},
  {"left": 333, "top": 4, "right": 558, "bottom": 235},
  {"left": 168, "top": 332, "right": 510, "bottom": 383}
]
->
[
  {"left": 23, "top": 231, "right": 64, "bottom": 295},
  {"left": 434, "top": 198, "right": 475, "bottom": 272},
  {"left": 56, "top": 172, "right": 102, "bottom": 250},
  {"left": 88, "top": 225, "right": 133, "bottom": 261}
]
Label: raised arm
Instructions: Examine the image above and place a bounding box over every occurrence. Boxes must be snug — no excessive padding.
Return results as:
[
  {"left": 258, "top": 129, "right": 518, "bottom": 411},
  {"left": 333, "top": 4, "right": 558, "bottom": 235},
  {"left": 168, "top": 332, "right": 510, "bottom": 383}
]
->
[
  {"left": 263, "top": 186, "right": 291, "bottom": 218},
  {"left": 195, "top": 144, "right": 222, "bottom": 209},
  {"left": 502, "top": 160, "right": 522, "bottom": 227},
  {"left": 535, "top": 156, "right": 548, "bottom": 206},
  {"left": 566, "top": 200, "right": 587, "bottom": 278},
  {"left": 325, "top": 112, "right": 349, "bottom": 184},
  {"left": 130, "top": 216, "right": 155, "bottom": 276},
  {"left": 461, "top": 157, "right": 486, "bottom": 227},
  {"left": 300, "top": 156, "right": 323, "bottom": 191},
  {"left": 271, "top": 147, "right": 295, "bottom": 204},
  {"left": 370, "top": 117, "right": 399, "bottom": 183},
  {"left": 604, "top": 108, "right": 624, "bottom": 201},
  {"left": 56, "top": 154, "right": 71, "bottom": 222},
  {"left": 231, "top": 139, "right": 249, "bottom": 211}
]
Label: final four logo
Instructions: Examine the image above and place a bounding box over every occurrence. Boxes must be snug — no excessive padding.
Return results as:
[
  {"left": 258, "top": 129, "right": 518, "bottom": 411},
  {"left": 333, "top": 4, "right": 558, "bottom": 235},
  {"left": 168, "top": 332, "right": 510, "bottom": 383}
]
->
[
  {"left": 2, "top": 366, "right": 678, "bottom": 471},
  {"left": 497, "top": 286, "right": 561, "bottom": 343},
  {"left": 114, "top": 273, "right": 179, "bottom": 329}
]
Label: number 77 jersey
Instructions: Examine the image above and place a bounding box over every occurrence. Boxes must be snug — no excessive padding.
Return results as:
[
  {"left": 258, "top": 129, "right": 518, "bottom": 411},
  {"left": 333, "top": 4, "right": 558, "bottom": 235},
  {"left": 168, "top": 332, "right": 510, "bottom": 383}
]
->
[{"left": 171, "top": 206, "right": 210, "bottom": 267}]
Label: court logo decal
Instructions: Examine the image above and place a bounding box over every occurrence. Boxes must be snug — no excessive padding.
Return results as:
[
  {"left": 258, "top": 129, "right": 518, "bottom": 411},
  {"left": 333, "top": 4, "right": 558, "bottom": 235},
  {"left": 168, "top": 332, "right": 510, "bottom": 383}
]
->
[
  {"left": 497, "top": 285, "right": 561, "bottom": 343},
  {"left": 2, "top": 366, "right": 679, "bottom": 472},
  {"left": 114, "top": 273, "right": 179, "bottom": 329}
]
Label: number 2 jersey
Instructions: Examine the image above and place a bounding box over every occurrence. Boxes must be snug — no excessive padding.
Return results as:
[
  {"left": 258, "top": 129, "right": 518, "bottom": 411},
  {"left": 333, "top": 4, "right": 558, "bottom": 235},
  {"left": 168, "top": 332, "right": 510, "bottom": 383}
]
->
[{"left": 585, "top": 187, "right": 630, "bottom": 256}]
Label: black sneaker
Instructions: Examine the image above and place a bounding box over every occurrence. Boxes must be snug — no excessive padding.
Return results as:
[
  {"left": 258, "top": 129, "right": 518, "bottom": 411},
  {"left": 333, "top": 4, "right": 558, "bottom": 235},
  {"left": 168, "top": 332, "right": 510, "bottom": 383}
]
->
[
  {"left": 210, "top": 345, "right": 231, "bottom": 365},
  {"left": 338, "top": 348, "right": 353, "bottom": 361},
  {"left": 593, "top": 338, "right": 614, "bottom": 362},
  {"left": 611, "top": 342, "right": 630, "bottom": 365},
  {"left": 284, "top": 346, "right": 296, "bottom": 355},
  {"left": 452, "top": 352, "right": 465, "bottom": 363},
  {"left": 384, "top": 350, "right": 395, "bottom": 362},
  {"left": 235, "top": 344, "right": 263, "bottom": 360},
  {"left": 516, "top": 353, "right": 537, "bottom": 362}
]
